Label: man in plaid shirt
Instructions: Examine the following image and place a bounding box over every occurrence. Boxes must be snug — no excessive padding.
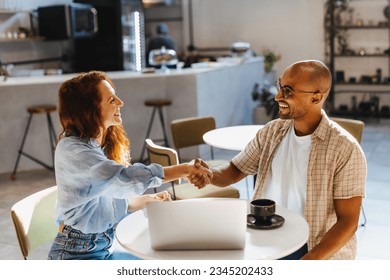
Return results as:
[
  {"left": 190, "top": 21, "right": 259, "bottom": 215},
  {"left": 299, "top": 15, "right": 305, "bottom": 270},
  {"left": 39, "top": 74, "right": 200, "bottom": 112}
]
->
[{"left": 206, "top": 60, "right": 366, "bottom": 259}]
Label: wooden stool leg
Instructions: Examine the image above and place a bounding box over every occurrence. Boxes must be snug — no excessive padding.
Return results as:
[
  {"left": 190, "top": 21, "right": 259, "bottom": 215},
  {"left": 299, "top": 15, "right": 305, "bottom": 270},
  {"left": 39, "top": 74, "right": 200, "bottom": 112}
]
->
[
  {"left": 11, "top": 113, "right": 33, "bottom": 180},
  {"left": 139, "top": 107, "right": 157, "bottom": 162},
  {"left": 46, "top": 113, "right": 57, "bottom": 166},
  {"left": 11, "top": 110, "right": 56, "bottom": 180},
  {"left": 157, "top": 106, "right": 169, "bottom": 147}
]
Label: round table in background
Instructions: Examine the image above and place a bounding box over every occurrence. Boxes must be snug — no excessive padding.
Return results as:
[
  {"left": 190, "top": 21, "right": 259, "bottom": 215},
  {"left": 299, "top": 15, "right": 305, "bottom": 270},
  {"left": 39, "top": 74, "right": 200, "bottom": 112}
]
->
[{"left": 203, "top": 125, "right": 263, "bottom": 151}]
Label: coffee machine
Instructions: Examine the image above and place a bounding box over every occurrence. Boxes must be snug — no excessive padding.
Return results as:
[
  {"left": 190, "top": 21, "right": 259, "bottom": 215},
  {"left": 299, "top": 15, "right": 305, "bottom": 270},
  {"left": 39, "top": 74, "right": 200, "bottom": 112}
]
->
[{"left": 72, "top": 0, "right": 146, "bottom": 72}]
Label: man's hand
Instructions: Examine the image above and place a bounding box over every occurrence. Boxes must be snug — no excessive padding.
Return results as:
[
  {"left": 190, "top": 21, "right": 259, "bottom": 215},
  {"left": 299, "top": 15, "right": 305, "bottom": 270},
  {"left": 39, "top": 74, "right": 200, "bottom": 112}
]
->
[{"left": 187, "top": 158, "right": 213, "bottom": 189}]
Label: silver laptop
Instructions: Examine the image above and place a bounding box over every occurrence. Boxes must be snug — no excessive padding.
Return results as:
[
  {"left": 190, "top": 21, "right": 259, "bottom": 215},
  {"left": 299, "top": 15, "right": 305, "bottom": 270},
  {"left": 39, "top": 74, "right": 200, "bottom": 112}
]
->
[{"left": 146, "top": 198, "right": 247, "bottom": 250}]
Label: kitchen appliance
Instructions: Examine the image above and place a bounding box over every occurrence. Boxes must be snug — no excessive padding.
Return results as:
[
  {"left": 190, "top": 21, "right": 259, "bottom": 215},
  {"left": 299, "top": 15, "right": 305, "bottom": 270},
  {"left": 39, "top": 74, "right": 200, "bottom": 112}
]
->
[
  {"left": 72, "top": 0, "right": 146, "bottom": 72},
  {"left": 149, "top": 46, "right": 178, "bottom": 72},
  {"left": 231, "top": 41, "right": 251, "bottom": 55},
  {"left": 37, "top": 3, "right": 98, "bottom": 40}
]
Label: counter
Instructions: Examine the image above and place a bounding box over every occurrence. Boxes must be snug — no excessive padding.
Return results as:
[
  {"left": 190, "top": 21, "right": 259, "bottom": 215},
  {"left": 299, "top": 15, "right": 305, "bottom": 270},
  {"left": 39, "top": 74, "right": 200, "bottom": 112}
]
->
[{"left": 0, "top": 57, "right": 263, "bottom": 174}]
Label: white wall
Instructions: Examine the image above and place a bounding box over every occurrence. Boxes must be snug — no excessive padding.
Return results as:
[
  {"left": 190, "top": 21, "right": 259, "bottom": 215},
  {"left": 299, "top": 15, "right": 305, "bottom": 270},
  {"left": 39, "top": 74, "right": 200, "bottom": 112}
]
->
[
  {"left": 2, "top": 0, "right": 326, "bottom": 78},
  {"left": 181, "top": 0, "right": 326, "bottom": 78}
]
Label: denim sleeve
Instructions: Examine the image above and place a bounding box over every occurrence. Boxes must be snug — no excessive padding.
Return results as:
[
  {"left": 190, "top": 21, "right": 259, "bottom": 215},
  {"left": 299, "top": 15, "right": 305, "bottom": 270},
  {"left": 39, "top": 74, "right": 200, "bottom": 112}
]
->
[
  {"left": 55, "top": 137, "right": 164, "bottom": 200},
  {"left": 89, "top": 158, "right": 165, "bottom": 198}
]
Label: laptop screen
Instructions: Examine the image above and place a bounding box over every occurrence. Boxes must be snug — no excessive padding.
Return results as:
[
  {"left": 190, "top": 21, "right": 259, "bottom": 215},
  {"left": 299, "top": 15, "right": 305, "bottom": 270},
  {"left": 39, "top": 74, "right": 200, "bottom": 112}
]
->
[{"left": 146, "top": 198, "right": 247, "bottom": 250}]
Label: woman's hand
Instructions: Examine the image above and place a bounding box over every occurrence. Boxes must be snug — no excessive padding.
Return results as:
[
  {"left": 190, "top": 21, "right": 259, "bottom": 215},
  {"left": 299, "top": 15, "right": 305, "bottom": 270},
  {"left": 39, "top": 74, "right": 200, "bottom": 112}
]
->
[
  {"left": 128, "top": 191, "right": 171, "bottom": 212},
  {"left": 154, "top": 190, "right": 172, "bottom": 201}
]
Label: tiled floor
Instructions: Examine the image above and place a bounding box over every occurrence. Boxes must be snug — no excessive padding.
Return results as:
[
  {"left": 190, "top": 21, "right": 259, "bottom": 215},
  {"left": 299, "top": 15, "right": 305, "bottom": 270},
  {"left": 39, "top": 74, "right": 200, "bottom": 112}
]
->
[{"left": 0, "top": 119, "right": 389, "bottom": 260}]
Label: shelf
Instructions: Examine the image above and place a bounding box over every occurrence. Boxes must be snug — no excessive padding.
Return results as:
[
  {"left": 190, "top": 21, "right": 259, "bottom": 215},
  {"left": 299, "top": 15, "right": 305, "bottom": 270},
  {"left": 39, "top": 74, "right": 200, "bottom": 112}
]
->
[
  {"left": 0, "top": 9, "right": 31, "bottom": 15},
  {"left": 335, "top": 82, "right": 390, "bottom": 86},
  {"left": 144, "top": 1, "right": 182, "bottom": 23},
  {"left": 335, "top": 54, "right": 389, "bottom": 57},
  {"left": 334, "top": 25, "right": 389, "bottom": 29},
  {"left": 0, "top": 37, "right": 44, "bottom": 43},
  {"left": 144, "top": 3, "right": 180, "bottom": 9},
  {"left": 145, "top": 17, "right": 183, "bottom": 23},
  {"left": 332, "top": 89, "right": 390, "bottom": 94},
  {"left": 330, "top": 110, "right": 390, "bottom": 119}
]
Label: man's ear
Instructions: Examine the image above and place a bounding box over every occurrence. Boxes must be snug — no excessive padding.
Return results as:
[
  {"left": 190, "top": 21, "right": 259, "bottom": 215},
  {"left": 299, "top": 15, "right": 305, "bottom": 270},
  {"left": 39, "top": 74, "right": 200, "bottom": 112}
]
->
[{"left": 311, "top": 93, "right": 323, "bottom": 104}]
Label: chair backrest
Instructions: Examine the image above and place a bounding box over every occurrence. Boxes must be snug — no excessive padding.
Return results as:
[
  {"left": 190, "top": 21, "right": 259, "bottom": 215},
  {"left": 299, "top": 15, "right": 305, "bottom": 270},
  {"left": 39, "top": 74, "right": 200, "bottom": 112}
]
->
[
  {"left": 170, "top": 116, "right": 216, "bottom": 160},
  {"left": 331, "top": 117, "right": 364, "bottom": 143},
  {"left": 145, "top": 138, "right": 240, "bottom": 200},
  {"left": 145, "top": 138, "right": 181, "bottom": 185},
  {"left": 10, "top": 185, "right": 58, "bottom": 259}
]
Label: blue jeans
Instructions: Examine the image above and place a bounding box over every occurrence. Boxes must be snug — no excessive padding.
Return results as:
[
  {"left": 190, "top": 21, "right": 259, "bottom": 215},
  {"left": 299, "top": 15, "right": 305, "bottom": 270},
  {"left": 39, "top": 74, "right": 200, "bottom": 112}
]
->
[
  {"left": 278, "top": 243, "right": 308, "bottom": 260},
  {"left": 48, "top": 225, "right": 141, "bottom": 260}
]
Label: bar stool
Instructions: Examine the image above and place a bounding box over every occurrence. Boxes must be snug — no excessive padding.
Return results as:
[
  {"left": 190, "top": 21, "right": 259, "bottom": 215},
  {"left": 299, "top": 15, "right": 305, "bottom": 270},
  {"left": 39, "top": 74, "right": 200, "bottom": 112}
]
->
[
  {"left": 10, "top": 104, "right": 57, "bottom": 180},
  {"left": 139, "top": 98, "right": 172, "bottom": 162}
]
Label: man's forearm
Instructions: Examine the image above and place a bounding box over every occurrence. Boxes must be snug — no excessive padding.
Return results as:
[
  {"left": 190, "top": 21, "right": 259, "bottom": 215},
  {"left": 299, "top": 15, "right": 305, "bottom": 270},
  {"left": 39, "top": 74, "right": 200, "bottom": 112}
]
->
[
  {"left": 211, "top": 162, "right": 246, "bottom": 187},
  {"left": 301, "top": 219, "right": 358, "bottom": 260}
]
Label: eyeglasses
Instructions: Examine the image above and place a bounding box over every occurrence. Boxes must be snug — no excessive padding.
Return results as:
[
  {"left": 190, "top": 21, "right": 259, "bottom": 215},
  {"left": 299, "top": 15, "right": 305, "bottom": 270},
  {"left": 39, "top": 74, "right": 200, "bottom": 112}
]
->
[{"left": 275, "top": 80, "right": 318, "bottom": 99}]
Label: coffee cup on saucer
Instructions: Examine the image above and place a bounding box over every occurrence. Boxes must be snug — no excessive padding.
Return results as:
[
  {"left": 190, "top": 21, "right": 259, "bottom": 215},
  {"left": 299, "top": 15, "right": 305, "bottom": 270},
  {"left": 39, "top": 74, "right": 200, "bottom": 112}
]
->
[
  {"left": 247, "top": 199, "right": 284, "bottom": 229},
  {"left": 250, "top": 199, "right": 276, "bottom": 222}
]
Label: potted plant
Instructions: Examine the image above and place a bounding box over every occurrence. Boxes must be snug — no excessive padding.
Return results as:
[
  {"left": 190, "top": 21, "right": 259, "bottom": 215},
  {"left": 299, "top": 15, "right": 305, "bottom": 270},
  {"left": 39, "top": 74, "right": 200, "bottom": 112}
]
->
[
  {"left": 251, "top": 50, "right": 281, "bottom": 124},
  {"left": 260, "top": 49, "right": 281, "bottom": 86},
  {"left": 251, "top": 82, "right": 279, "bottom": 124},
  {"left": 263, "top": 50, "right": 281, "bottom": 73}
]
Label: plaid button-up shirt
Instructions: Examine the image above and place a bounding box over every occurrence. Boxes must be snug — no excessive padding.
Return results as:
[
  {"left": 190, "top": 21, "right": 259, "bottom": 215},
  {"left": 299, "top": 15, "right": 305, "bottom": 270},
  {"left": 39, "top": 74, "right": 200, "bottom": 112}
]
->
[{"left": 232, "top": 111, "right": 367, "bottom": 259}]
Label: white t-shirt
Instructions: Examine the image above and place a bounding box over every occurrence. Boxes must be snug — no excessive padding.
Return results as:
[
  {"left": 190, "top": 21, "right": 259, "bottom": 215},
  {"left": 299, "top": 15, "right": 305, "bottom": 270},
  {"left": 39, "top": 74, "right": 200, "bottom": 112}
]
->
[{"left": 263, "top": 126, "right": 312, "bottom": 216}]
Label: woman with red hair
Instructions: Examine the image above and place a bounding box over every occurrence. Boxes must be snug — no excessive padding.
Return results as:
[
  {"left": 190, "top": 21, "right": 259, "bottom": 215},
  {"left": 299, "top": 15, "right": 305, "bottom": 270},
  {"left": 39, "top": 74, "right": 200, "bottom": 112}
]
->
[{"left": 48, "top": 71, "right": 211, "bottom": 260}]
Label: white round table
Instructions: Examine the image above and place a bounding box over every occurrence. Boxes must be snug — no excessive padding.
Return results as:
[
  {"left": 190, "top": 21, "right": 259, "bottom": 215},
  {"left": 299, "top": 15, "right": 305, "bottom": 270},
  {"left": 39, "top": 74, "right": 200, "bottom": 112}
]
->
[
  {"left": 203, "top": 125, "right": 263, "bottom": 151},
  {"left": 203, "top": 124, "right": 264, "bottom": 197},
  {"left": 115, "top": 202, "right": 309, "bottom": 260}
]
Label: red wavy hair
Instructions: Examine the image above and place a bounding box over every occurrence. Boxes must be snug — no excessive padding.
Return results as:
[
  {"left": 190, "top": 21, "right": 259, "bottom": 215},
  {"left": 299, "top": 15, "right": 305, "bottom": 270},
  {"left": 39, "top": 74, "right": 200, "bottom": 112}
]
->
[{"left": 58, "top": 71, "right": 131, "bottom": 166}]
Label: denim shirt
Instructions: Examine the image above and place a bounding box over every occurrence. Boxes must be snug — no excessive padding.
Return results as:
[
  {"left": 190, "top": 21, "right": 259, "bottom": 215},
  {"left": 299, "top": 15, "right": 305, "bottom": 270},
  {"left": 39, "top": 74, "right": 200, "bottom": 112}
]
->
[{"left": 54, "top": 136, "right": 164, "bottom": 234}]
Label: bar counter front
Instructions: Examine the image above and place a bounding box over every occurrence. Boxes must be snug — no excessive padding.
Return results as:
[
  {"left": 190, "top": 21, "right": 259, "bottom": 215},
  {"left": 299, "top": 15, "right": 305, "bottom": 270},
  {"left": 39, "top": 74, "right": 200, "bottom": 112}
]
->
[{"left": 0, "top": 58, "right": 263, "bottom": 174}]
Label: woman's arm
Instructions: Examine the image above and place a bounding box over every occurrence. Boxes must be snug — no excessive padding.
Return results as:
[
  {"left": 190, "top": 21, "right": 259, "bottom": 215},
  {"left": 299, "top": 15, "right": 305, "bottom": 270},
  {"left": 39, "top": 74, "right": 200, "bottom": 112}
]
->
[
  {"left": 127, "top": 190, "right": 172, "bottom": 212},
  {"left": 163, "top": 159, "right": 213, "bottom": 189}
]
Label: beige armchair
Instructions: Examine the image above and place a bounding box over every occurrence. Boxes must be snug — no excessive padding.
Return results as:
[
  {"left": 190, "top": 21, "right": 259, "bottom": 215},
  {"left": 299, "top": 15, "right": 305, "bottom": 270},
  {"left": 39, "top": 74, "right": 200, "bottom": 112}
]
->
[
  {"left": 170, "top": 116, "right": 227, "bottom": 167},
  {"left": 331, "top": 117, "right": 366, "bottom": 226},
  {"left": 11, "top": 185, "right": 58, "bottom": 259},
  {"left": 331, "top": 117, "right": 364, "bottom": 143}
]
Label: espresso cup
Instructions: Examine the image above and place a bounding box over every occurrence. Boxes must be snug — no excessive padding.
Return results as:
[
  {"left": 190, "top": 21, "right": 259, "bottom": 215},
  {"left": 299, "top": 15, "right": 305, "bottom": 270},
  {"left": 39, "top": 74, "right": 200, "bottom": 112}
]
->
[{"left": 250, "top": 199, "right": 276, "bottom": 222}]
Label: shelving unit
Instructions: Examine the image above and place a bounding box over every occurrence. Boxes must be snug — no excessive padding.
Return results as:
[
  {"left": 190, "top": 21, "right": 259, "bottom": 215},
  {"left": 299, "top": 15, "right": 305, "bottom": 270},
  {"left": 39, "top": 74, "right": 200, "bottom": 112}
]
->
[
  {"left": 143, "top": 0, "right": 184, "bottom": 57},
  {"left": 0, "top": 9, "right": 36, "bottom": 40},
  {"left": 0, "top": 9, "right": 70, "bottom": 75},
  {"left": 326, "top": 0, "right": 390, "bottom": 119}
]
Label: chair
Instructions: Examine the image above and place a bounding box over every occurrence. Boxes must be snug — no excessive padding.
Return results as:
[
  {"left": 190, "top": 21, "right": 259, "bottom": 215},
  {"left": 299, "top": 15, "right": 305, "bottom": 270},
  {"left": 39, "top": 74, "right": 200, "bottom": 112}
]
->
[
  {"left": 331, "top": 117, "right": 367, "bottom": 226},
  {"left": 331, "top": 117, "right": 364, "bottom": 143},
  {"left": 170, "top": 116, "right": 225, "bottom": 165},
  {"left": 145, "top": 139, "right": 240, "bottom": 200},
  {"left": 170, "top": 116, "right": 251, "bottom": 198},
  {"left": 10, "top": 185, "right": 58, "bottom": 259}
]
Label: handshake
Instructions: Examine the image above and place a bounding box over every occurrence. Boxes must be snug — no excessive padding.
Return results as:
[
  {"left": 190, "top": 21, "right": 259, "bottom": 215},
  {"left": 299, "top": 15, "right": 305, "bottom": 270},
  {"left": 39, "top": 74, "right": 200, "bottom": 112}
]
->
[
  {"left": 129, "top": 158, "right": 215, "bottom": 212},
  {"left": 186, "top": 158, "right": 213, "bottom": 189}
]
